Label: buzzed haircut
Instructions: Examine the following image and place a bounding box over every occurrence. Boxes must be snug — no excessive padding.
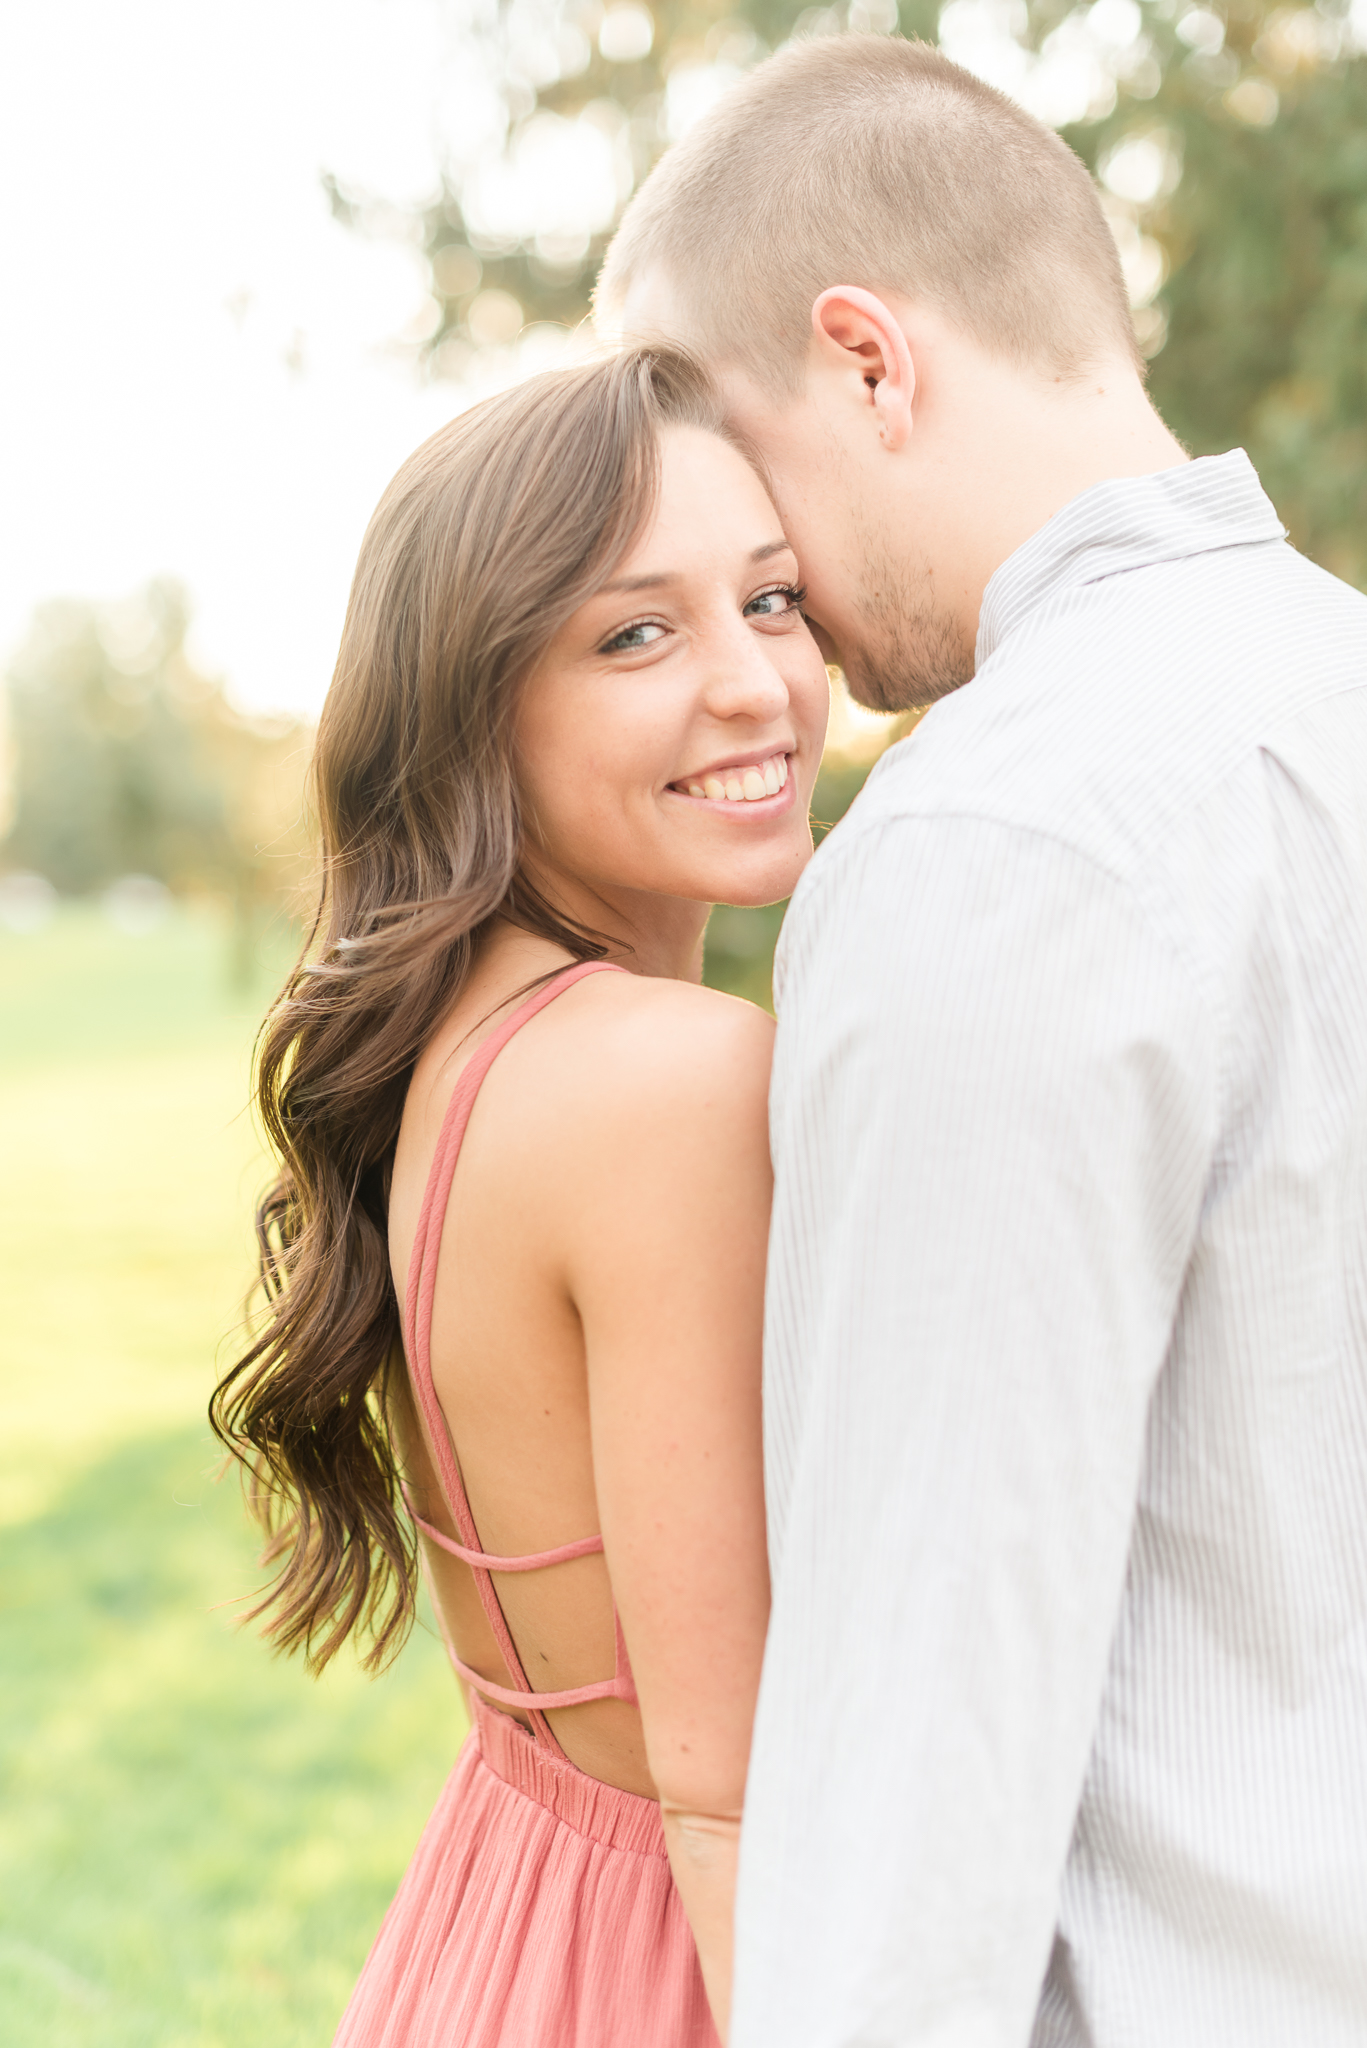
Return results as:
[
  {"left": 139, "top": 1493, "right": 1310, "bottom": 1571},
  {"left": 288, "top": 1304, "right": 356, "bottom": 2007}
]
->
[{"left": 597, "top": 35, "right": 1139, "bottom": 391}]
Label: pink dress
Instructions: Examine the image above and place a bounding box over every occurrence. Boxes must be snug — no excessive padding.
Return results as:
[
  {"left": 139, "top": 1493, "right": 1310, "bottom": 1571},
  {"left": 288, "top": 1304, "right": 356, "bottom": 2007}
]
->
[{"left": 333, "top": 962, "right": 719, "bottom": 2048}]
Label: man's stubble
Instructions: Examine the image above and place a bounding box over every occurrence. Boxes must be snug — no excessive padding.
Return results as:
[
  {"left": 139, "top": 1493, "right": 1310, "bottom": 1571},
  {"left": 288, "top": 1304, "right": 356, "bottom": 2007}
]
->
[{"left": 839, "top": 504, "right": 977, "bottom": 715}]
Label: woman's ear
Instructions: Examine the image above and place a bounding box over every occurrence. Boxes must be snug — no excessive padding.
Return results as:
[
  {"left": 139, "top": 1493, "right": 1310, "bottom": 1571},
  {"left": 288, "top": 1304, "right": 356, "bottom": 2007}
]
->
[{"left": 811, "top": 287, "right": 915, "bottom": 452}]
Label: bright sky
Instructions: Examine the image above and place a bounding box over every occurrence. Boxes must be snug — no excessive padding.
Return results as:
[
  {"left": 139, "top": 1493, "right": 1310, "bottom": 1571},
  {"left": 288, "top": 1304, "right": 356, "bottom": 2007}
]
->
[{"left": 1, "top": 0, "right": 504, "bottom": 716}]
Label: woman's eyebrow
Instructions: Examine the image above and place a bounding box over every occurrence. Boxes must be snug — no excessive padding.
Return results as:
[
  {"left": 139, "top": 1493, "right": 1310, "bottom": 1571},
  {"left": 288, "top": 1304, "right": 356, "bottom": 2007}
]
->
[
  {"left": 599, "top": 539, "right": 794, "bottom": 596},
  {"left": 600, "top": 571, "right": 678, "bottom": 594}
]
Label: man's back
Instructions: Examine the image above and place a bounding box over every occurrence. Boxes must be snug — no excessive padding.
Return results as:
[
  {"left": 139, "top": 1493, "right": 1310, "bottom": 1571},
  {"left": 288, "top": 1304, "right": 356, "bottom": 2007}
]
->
[{"left": 747, "top": 454, "right": 1367, "bottom": 2044}]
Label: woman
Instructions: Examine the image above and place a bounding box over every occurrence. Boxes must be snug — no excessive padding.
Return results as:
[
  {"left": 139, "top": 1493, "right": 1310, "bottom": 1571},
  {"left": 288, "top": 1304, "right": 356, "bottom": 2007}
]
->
[{"left": 211, "top": 347, "right": 829, "bottom": 2046}]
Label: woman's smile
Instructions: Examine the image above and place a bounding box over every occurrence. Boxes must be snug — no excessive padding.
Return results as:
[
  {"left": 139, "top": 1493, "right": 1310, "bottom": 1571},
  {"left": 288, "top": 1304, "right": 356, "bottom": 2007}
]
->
[
  {"left": 667, "top": 749, "right": 793, "bottom": 807},
  {"left": 513, "top": 423, "right": 829, "bottom": 930}
]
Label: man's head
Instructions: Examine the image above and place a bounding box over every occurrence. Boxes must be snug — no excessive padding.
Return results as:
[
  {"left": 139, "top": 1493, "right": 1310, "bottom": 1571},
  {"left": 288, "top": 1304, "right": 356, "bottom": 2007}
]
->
[{"left": 598, "top": 36, "right": 1178, "bottom": 709}]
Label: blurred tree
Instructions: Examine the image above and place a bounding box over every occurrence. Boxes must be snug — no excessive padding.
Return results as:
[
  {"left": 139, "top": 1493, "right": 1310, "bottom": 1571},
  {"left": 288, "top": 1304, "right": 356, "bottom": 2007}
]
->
[
  {"left": 1065, "top": 0, "right": 1367, "bottom": 588},
  {"left": 1, "top": 581, "right": 313, "bottom": 979},
  {"left": 325, "top": 0, "right": 934, "bottom": 379}
]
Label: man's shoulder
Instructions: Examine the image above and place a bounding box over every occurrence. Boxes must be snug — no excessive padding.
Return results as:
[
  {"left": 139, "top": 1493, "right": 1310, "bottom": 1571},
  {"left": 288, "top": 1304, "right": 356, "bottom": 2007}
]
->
[{"left": 837, "top": 538, "right": 1367, "bottom": 892}]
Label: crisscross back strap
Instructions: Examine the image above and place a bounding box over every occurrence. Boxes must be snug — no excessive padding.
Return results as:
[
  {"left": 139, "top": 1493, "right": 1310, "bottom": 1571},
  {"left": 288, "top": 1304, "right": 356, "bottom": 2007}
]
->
[
  {"left": 401, "top": 1497, "right": 606, "bottom": 1574},
  {"left": 401, "top": 959, "right": 637, "bottom": 1749}
]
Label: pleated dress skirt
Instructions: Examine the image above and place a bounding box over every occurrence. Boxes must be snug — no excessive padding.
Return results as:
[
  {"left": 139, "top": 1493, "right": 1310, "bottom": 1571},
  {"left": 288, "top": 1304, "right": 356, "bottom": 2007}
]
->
[{"left": 332, "top": 1699, "right": 719, "bottom": 2047}]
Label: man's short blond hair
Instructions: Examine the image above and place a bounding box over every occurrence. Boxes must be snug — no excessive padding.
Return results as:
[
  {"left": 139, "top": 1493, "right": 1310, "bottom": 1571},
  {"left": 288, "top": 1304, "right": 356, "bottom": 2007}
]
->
[{"left": 597, "top": 36, "right": 1138, "bottom": 391}]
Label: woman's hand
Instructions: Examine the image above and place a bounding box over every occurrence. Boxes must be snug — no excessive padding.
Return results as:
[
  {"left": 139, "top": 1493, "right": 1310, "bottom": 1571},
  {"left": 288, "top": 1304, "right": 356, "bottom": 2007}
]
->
[{"left": 660, "top": 1804, "right": 744, "bottom": 2041}]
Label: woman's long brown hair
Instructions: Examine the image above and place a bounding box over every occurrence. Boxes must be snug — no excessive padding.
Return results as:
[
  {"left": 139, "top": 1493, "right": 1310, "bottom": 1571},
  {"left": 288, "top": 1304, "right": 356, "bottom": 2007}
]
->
[{"left": 210, "top": 347, "right": 728, "bottom": 1673}]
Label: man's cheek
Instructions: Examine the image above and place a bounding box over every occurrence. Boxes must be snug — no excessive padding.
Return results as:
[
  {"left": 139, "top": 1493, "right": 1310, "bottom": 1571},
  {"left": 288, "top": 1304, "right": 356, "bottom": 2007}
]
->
[{"left": 803, "top": 616, "right": 839, "bottom": 666}]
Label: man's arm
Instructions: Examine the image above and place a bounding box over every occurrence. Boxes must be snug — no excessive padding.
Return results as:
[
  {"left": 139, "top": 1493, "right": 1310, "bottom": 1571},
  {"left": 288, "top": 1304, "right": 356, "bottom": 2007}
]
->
[{"left": 733, "top": 814, "right": 1215, "bottom": 2048}]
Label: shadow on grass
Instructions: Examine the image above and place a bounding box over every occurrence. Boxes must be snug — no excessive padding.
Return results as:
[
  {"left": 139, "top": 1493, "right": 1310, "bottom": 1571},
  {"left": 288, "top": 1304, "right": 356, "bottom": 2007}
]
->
[{"left": 0, "top": 1428, "right": 463, "bottom": 2048}]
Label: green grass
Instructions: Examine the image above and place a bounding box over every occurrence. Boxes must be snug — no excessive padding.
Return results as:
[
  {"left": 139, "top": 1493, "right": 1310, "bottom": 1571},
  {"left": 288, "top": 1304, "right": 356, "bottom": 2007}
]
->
[{"left": 0, "top": 906, "right": 462, "bottom": 2046}]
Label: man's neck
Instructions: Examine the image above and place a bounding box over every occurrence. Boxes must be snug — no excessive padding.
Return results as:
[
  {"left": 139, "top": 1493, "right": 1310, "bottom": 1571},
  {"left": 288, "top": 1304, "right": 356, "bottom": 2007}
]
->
[{"left": 930, "top": 358, "right": 1189, "bottom": 661}]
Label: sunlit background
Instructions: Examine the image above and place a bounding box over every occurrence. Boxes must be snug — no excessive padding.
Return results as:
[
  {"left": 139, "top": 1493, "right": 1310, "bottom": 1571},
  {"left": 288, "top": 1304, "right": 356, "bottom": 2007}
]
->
[{"left": 3, "top": 0, "right": 1366, "bottom": 2039}]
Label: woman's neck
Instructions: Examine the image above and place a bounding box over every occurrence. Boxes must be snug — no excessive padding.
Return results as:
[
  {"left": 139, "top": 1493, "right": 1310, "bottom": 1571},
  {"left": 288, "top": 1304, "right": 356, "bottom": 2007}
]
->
[
  {"left": 482, "top": 917, "right": 709, "bottom": 990},
  {"left": 503, "top": 866, "right": 711, "bottom": 984}
]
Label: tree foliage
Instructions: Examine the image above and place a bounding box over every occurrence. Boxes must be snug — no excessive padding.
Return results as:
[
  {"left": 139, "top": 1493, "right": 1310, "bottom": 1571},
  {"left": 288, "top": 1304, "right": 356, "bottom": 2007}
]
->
[
  {"left": 1069, "top": 0, "right": 1367, "bottom": 586},
  {"left": 1, "top": 582, "right": 313, "bottom": 943},
  {"left": 325, "top": 0, "right": 935, "bottom": 374}
]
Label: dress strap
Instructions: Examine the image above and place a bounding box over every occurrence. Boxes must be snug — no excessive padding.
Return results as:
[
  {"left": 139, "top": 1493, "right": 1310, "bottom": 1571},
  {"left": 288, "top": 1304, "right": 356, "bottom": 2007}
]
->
[
  {"left": 404, "top": 1493, "right": 637, "bottom": 1714},
  {"left": 400, "top": 960, "right": 638, "bottom": 1745},
  {"left": 402, "top": 1490, "right": 605, "bottom": 1572}
]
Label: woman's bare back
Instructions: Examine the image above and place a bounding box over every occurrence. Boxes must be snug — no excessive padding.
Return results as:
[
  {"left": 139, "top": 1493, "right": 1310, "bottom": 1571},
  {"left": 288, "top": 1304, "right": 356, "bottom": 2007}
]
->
[{"left": 387, "top": 929, "right": 775, "bottom": 1796}]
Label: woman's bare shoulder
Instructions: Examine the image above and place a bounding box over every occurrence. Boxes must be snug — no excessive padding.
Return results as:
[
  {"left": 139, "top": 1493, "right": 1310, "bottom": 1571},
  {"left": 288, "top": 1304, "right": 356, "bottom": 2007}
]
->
[
  {"left": 402, "top": 969, "right": 774, "bottom": 1241},
  {"left": 526, "top": 975, "right": 775, "bottom": 1270},
  {"left": 546, "top": 971, "right": 775, "bottom": 1122}
]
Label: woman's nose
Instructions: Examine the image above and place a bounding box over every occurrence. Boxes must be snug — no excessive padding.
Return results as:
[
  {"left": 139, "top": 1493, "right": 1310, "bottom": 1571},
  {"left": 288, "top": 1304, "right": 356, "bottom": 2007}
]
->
[{"left": 699, "top": 622, "right": 790, "bottom": 723}]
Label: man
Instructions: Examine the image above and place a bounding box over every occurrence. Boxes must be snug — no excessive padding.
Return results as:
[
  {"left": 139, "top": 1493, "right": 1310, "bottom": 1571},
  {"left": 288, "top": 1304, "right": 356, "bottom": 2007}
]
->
[{"left": 598, "top": 35, "right": 1367, "bottom": 2048}]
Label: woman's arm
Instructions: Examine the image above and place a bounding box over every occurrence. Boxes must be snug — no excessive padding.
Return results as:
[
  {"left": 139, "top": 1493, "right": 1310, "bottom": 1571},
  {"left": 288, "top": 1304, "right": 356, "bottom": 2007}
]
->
[{"left": 555, "top": 982, "right": 775, "bottom": 2039}]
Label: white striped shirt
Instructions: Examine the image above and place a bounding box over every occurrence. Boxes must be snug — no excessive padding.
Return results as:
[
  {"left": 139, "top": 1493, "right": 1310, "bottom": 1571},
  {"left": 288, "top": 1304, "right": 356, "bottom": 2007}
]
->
[{"left": 735, "top": 453, "right": 1367, "bottom": 2048}]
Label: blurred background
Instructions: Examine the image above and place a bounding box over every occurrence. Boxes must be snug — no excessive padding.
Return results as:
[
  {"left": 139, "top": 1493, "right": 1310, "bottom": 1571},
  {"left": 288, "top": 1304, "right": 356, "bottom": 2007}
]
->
[{"left": 2, "top": 0, "right": 1364, "bottom": 2039}]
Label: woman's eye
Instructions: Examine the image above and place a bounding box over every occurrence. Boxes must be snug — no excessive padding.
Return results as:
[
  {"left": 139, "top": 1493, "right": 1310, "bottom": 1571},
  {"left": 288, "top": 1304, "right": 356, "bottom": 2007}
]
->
[
  {"left": 744, "top": 583, "right": 807, "bottom": 620},
  {"left": 600, "top": 619, "right": 667, "bottom": 654}
]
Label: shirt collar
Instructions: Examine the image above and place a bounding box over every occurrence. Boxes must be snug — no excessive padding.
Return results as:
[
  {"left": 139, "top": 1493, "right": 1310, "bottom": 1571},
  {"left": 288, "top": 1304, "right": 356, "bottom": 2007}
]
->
[{"left": 975, "top": 449, "right": 1287, "bottom": 668}]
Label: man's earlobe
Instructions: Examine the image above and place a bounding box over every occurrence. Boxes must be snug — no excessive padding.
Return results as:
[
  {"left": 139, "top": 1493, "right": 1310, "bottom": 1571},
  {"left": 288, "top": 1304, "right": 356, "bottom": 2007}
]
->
[{"left": 874, "top": 377, "right": 912, "bottom": 453}]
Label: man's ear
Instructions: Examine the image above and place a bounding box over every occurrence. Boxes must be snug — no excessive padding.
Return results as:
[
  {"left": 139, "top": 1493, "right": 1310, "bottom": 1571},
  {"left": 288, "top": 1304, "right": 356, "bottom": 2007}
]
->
[{"left": 811, "top": 287, "right": 915, "bottom": 452}]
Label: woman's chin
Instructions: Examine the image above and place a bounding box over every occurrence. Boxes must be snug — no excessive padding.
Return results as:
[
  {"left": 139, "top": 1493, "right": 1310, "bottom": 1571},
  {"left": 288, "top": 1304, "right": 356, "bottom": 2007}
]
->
[{"left": 701, "top": 859, "right": 815, "bottom": 911}]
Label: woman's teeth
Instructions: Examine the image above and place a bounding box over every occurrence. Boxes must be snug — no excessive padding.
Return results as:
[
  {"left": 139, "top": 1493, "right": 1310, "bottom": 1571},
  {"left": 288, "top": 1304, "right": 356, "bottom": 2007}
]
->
[{"left": 684, "top": 754, "right": 789, "bottom": 803}]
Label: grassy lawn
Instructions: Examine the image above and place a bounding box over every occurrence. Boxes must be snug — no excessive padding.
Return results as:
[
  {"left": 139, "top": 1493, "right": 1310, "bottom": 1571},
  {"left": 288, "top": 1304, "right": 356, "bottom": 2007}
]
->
[{"left": 0, "top": 906, "right": 462, "bottom": 2047}]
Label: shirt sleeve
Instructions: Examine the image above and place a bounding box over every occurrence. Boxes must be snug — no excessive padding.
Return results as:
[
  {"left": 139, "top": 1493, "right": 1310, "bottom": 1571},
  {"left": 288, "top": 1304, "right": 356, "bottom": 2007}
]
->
[{"left": 732, "top": 813, "right": 1215, "bottom": 2048}]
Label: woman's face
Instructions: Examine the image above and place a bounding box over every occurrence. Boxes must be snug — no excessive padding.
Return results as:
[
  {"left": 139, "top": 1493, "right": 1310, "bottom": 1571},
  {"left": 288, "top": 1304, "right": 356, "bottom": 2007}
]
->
[{"left": 513, "top": 426, "right": 830, "bottom": 923}]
